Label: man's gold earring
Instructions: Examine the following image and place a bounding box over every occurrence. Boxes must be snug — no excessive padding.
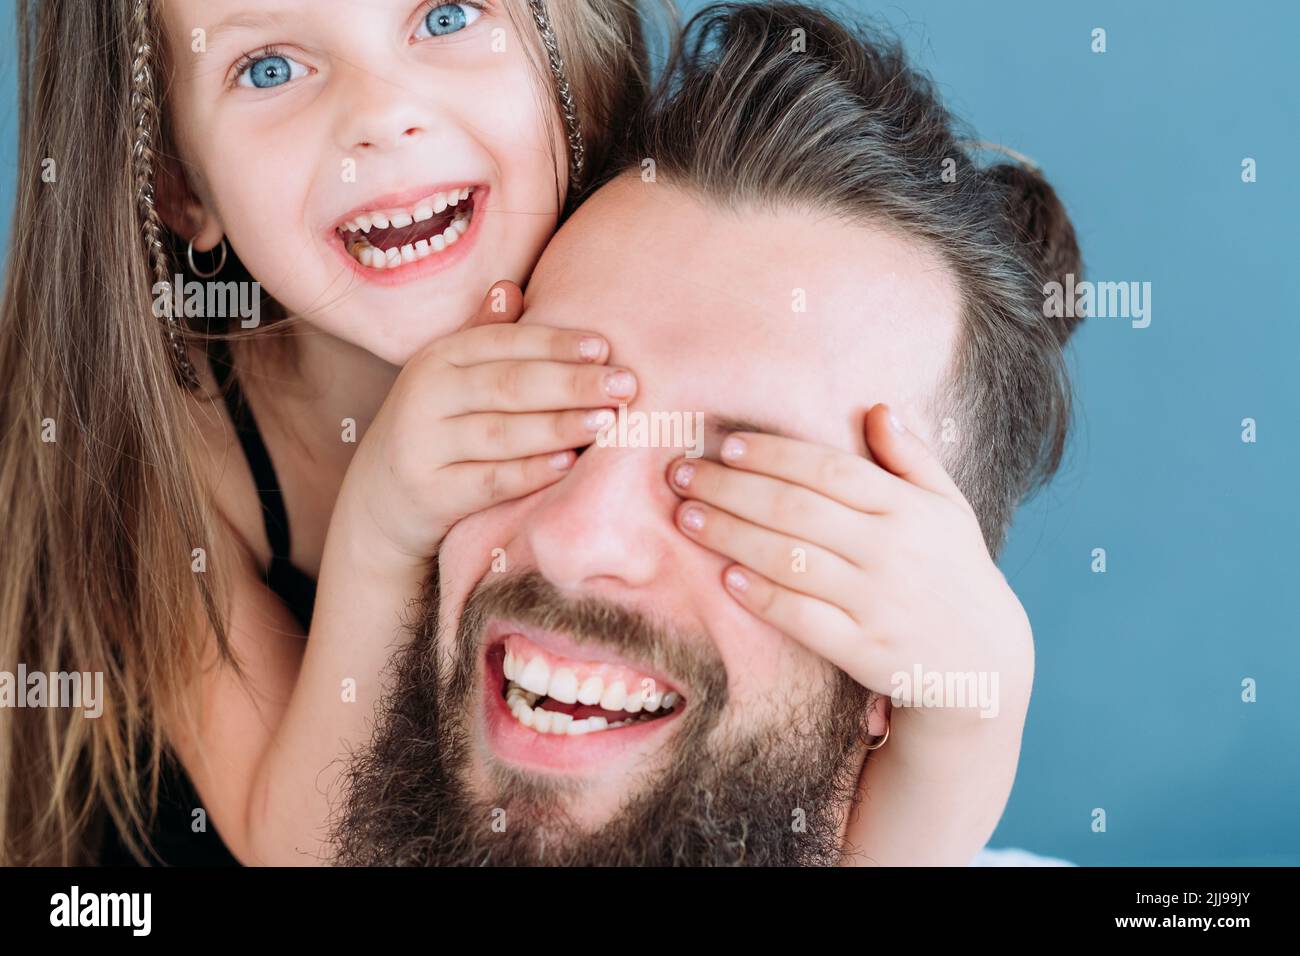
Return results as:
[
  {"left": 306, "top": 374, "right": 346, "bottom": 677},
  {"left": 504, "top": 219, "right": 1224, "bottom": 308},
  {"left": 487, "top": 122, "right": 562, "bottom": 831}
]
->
[
  {"left": 864, "top": 722, "right": 890, "bottom": 751},
  {"left": 187, "top": 236, "right": 228, "bottom": 278}
]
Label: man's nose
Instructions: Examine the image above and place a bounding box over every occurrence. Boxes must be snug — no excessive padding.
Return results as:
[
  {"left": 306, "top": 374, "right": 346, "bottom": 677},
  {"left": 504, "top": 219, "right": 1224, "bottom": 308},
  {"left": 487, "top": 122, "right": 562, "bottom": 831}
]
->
[
  {"left": 524, "top": 446, "right": 680, "bottom": 596},
  {"left": 331, "top": 61, "right": 435, "bottom": 153}
]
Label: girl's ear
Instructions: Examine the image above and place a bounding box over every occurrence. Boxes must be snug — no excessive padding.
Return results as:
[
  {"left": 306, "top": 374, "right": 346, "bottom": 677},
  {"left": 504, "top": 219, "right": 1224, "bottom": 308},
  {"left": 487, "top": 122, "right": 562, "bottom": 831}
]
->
[{"left": 154, "top": 154, "right": 224, "bottom": 252}]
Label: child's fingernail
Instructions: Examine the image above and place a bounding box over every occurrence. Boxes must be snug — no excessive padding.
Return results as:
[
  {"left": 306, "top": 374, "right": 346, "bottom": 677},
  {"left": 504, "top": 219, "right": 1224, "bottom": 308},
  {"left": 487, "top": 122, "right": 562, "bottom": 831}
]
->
[
  {"left": 585, "top": 408, "right": 615, "bottom": 432},
  {"left": 887, "top": 409, "right": 906, "bottom": 434},
  {"left": 578, "top": 337, "right": 605, "bottom": 360},
  {"left": 679, "top": 505, "right": 705, "bottom": 532},
  {"left": 720, "top": 435, "right": 746, "bottom": 461},
  {"left": 725, "top": 568, "right": 748, "bottom": 591},
  {"left": 549, "top": 451, "right": 575, "bottom": 470},
  {"left": 604, "top": 370, "right": 636, "bottom": 398},
  {"left": 671, "top": 461, "right": 694, "bottom": 489}
]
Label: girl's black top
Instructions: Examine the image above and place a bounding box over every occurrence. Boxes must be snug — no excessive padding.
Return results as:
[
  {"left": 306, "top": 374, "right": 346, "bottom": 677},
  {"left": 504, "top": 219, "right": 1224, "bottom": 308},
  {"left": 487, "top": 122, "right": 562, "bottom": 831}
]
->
[{"left": 99, "top": 339, "right": 318, "bottom": 865}]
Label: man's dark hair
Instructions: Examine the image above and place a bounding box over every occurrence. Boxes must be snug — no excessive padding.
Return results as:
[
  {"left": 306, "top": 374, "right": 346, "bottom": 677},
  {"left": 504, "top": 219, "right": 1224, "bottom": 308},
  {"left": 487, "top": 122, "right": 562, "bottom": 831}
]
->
[{"left": 605, "top": 1, "right": 1085, "bottom": 555}]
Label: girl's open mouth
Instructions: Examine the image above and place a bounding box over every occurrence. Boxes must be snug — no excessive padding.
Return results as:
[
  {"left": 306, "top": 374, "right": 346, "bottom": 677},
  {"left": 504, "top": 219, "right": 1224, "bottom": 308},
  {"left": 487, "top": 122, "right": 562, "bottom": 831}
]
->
[{"left": 336, "top": 186, "right": 478, "bottom": 271}]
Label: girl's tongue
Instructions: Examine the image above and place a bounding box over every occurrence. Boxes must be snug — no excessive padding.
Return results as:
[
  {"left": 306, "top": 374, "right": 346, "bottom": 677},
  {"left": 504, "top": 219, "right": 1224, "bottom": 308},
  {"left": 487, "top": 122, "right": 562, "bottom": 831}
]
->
[
  {"left": 345, "top": 208, "right": 457, "bottom": 252},
  {"left": 337, "top": 186, "right": 478, "bottom": 270}
]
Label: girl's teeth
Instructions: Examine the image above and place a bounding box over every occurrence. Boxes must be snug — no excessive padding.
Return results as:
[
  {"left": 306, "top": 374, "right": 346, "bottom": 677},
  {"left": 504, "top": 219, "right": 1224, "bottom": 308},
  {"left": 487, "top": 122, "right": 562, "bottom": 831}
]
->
[{"left": 342, "top": 197, "right": 474, "bottom": 271}]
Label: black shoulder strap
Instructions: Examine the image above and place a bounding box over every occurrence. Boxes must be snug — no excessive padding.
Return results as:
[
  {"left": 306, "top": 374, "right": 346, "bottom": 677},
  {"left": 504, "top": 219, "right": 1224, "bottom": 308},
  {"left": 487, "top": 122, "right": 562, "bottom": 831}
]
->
[{"left": 206, "top": 336, "right": 292, "bottom": 562}]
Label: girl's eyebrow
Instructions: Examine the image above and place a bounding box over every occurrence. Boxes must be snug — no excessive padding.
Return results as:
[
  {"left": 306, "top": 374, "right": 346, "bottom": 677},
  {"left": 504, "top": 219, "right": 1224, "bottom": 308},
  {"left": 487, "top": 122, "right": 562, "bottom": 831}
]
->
[{"left": 207, "top": 9, "right": 296, "bottom": 46}]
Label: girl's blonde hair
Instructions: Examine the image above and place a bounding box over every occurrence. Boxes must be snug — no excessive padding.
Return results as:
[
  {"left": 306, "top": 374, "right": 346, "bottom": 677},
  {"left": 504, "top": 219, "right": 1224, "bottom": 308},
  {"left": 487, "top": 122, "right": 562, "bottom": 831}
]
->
[{"left": 0, "top": 0, "right": 662, "bottom": 865}]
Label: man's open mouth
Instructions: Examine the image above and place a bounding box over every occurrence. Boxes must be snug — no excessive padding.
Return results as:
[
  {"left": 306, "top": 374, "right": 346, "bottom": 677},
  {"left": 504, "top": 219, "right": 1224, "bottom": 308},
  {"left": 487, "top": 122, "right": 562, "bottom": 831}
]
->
[
  {"left": 335, "top": 186, "right": 478, "bottom": 270},
  {"left": 495, "top": 632, "right": 684, "bottom": 737}
]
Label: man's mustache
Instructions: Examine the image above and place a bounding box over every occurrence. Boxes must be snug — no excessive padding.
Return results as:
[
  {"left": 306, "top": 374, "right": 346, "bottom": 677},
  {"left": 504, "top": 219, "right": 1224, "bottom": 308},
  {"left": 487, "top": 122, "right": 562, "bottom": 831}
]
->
[{"left": 451, "top": 569, "right": 729, "bottom": 714}]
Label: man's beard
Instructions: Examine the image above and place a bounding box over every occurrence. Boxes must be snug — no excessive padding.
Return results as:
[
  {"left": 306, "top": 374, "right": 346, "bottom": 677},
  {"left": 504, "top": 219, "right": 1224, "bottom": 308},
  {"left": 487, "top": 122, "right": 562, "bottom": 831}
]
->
[{"left": 330, "top": 567, "right": 874, "bottom": 866}]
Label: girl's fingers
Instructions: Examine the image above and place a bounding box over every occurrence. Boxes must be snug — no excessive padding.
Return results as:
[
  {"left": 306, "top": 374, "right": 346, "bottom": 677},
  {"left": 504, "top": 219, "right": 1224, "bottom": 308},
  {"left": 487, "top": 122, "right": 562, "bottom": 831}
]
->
[
  {"left": 719, "top": 564, "right": 872, "bottom": 682},
  {"left": 674, "top": 499, "right": 863, "bottom": 613},
  {"left": 666, "top": 457, "right": 872, "bottom": 566},
  {"left": 459, "top": 279, "right": 525, "bottom": 330},
  {"left": 863, "top": 403, "right": 967, "bottom": 505},
  {"left": 442, "top": 408, "right": 615, "bottom": 463},
  {"left": 446, "top": 359, "right": 636, "bottom": 416},
  {"left": 434, "top": 322, "right": 611, "bottom": 368},
  {"left": 437, "top": 450, "right": 576, "bottom": 515},
  {"left": 714, "top": 430, "right": 909, "bottom": 515}
]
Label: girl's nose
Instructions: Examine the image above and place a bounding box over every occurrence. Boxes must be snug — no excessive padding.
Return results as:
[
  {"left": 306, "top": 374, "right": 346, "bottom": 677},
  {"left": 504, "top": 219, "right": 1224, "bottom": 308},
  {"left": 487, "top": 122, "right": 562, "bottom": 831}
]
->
[{"left": 332, "top": 68, "right": 434, "bottom": 153}]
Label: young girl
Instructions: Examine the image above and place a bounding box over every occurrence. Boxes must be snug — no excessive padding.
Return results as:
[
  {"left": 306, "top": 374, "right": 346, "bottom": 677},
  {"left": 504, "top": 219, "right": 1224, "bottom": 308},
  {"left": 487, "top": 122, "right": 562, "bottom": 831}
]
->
[
  {"left": 0, "top": 0, "right": 1024, "bottom": 867},
  {"left": 0, "top": 0, "right": 655, "bottom": 865}
]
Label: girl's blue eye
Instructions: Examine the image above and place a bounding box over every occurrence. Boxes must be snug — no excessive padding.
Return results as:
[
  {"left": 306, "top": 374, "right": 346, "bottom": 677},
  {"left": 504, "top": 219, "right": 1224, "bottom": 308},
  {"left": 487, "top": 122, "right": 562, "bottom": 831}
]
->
[
  {"left": 418, "top": 3, "right": 480, "bottom": 38},
  {"left": 237, "top": 53, "right": 307, "bottom": 89}
]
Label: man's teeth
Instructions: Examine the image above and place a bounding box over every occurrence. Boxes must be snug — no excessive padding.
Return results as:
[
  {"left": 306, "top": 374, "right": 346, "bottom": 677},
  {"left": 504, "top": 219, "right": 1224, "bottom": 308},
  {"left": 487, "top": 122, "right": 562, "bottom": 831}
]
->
[
  {"left": 504, "top": 680, "right": 678, "bottom": 735},
  {"left": 502, "top": 648, "right": 680, "bottom": 736},
  {"left": 504, "top": 651, "right": 677, "bottom": 713},
  {"left": 339, "top": 187, "right": 474, "bottom": 270}
]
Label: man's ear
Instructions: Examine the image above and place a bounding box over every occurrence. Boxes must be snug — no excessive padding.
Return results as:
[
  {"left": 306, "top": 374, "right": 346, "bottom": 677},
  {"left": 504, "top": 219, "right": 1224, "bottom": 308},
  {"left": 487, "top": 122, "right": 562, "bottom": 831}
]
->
[
  {"left": 155, "top": 154, "right": 223, "bottom": 252},
  {"left": 864, "top": 690, "right": 890, "bottom": 740}
]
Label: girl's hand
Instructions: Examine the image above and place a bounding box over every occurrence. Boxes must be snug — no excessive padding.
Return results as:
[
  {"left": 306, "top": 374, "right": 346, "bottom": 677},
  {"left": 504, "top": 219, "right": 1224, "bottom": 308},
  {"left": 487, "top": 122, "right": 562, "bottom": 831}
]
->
[
  {"left": 665, "top": 402, "right": 1033, "bottom": 738},
  {"left": 344, "top": 280, "right": 636, "bottom": 563}
]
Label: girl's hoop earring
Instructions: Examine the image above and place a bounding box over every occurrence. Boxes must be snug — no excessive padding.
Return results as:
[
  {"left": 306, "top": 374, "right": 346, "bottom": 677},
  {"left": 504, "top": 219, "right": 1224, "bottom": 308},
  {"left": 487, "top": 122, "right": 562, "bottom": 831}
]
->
[
  {"left": 864, "top": 722, "right": 890, "bottom": 752},
  {"left": 187, "top": 236, "right": 228, "bottom": 279}
]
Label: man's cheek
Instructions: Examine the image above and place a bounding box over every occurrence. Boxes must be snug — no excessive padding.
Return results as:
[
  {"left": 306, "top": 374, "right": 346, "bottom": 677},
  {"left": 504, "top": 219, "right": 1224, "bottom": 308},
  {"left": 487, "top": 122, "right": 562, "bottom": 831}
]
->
[
  {"left": 707, "top": 601, "right": 790, "bottom": 694},
  {"left": 442, "top": 499, "right": 532, "bottom": 580},
  {"left": 714, "top": 616, "right": 833, "bottom": 727}
]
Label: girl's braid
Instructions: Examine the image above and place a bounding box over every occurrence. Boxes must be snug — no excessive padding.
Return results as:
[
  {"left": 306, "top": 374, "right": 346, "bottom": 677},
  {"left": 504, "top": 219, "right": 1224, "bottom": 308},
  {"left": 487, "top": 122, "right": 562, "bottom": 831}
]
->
[{"left": 130, "top": 0, "right": 199, "bottom": 389}]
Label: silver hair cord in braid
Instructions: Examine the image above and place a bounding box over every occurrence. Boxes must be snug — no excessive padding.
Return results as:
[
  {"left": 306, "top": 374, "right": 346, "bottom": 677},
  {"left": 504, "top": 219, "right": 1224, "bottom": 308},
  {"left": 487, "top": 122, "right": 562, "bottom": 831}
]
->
[
  {"left": 526, "top": 0, "right": 586, "bottom": 186},
  {"left": 131, "top": 0, "right": 200, "bottom": 390}
]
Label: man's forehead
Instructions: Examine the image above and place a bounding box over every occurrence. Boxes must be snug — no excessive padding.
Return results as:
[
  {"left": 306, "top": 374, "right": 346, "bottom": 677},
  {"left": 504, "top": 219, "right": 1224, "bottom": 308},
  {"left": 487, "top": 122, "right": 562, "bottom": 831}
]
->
[{"left": 523, "top": 176, "right": 962, "bottom": 454}]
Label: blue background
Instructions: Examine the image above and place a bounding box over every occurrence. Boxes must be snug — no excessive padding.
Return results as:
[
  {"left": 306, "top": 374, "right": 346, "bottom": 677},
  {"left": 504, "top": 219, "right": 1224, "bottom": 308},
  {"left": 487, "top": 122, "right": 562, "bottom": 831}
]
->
[{"left": 2, "top": 0, "right": 1296, "bottom": 865}]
